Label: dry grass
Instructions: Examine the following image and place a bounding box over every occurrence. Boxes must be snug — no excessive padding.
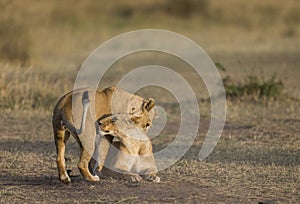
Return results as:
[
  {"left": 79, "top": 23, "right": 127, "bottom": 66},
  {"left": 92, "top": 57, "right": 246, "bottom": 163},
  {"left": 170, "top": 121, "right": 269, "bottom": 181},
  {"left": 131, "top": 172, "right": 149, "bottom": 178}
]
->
[
  {"left": 0, "top": 64, "right": 74, "bottom": 110},
  {"left": 0, "top": 0, "right": 299, "bottom": 203},
  {"left": 0, "top": 0, "right": 299, "bottom": 66}
]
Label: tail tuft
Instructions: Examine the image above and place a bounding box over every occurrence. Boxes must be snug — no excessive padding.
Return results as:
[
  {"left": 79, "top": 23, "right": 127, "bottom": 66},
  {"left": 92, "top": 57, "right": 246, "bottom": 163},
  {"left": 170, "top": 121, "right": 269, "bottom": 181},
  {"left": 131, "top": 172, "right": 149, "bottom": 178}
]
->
[{"left": 82, "top": 91, "right": 90, "bottom": 105}]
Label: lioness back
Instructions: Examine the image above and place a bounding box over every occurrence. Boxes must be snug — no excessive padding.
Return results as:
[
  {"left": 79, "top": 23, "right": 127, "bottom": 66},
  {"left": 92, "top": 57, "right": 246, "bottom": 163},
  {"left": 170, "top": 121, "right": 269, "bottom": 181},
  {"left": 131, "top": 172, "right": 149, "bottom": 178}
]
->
[{"left": 53, "top": 86, "right": 146, "bottom": 134}]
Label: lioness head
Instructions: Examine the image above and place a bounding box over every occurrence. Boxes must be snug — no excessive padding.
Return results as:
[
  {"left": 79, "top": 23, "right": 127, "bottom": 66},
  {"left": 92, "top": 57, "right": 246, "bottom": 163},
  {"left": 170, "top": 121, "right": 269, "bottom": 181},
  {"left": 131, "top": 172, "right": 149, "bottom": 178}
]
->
[
  {"left": 130, "top": 97, "right": 157, "bottom": 131},
  {"left": 98, "top": 113, "right": 148, "bottom": 141}
]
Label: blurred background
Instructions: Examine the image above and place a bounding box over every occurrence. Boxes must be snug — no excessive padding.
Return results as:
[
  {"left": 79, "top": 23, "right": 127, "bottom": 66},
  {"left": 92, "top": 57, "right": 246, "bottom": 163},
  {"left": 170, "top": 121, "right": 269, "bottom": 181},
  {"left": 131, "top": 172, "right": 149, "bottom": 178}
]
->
[{"left": 0, "top": 0, "right": 299, "bottom": 110}]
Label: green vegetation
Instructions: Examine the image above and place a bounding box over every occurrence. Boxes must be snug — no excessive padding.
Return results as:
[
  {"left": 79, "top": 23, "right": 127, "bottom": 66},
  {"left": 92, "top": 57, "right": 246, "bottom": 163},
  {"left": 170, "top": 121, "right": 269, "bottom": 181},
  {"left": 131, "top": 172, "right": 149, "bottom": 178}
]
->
[
  {"left": 224, "top": 74, "right": 284, "bottom": 100},
  {"left": 215, "top": 62, "right": 284, "bottom": 100}
]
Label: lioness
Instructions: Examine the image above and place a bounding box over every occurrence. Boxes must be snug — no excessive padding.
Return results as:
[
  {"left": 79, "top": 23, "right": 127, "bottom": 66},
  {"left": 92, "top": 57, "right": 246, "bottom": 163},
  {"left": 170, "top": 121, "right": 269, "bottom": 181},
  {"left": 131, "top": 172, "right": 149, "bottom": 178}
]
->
[
  {"left": 97, "top": 114, "right": 160, "bottom": 183},
  {"left": 52, "top": 86, "right": 156, "bottom": 183}
]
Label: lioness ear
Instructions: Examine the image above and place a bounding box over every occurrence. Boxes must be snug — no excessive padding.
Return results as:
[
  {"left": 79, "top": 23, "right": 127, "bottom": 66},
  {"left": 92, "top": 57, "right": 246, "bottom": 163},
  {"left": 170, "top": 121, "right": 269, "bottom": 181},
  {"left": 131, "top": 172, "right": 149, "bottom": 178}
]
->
[{"left": 143, "top": 98, "right": 155, "bottom": 112}]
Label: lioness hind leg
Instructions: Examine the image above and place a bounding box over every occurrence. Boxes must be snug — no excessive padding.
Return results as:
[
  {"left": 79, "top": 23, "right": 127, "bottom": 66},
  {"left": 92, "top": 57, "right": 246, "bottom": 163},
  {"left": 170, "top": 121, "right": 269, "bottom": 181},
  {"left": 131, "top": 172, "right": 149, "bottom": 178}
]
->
[
  {"left": 54, "top": 129, "right": 71, "bottom": 183},
  {"left": 78, "top": 149, "right": 100, "bottom": 182}
]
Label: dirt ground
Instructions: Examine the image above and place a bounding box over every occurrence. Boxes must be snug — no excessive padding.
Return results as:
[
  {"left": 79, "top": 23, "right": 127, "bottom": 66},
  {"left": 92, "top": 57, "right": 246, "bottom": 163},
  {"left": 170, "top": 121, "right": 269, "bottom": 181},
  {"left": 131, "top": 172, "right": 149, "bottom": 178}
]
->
[
  {"left": 0, "top": 53, "right": 300, "bottom": 204},
  {"left": 0, "top": 94, "right": 299, "bottom": 203}
]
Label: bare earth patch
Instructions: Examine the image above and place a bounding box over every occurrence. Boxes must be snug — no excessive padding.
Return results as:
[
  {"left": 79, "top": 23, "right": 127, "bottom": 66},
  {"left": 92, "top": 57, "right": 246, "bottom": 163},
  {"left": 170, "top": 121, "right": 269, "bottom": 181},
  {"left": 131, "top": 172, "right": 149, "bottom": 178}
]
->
[{"left": 0, "top": 105, "right": 299, "bottom": 203}]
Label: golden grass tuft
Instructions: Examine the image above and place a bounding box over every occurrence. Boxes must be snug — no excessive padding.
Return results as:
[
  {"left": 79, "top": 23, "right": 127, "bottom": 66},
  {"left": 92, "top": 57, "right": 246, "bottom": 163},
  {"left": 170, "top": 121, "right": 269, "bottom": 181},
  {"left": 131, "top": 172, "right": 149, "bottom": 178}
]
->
[{"left": 0, "top": 64, "right": 73, "bottom": 111}]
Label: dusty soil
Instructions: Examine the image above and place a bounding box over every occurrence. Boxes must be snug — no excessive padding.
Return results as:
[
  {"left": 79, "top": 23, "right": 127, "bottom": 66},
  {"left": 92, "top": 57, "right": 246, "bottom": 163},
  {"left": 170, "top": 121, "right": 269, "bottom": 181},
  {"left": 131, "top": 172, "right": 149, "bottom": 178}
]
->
[
  {"left": 0, "top": 105, "right": 299, "bottom": 203},
  {"left": 0, "top": 48, "right": 299, "bottom": 204}
]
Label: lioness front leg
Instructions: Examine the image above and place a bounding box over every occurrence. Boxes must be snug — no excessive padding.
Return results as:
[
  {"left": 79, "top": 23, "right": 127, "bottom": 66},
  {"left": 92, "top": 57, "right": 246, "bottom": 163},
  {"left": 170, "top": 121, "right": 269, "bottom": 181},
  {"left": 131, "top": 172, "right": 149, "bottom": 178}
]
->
[
  {"left": 88, "top": 134, "right": 112, "bottom": 175},
  {"left": 94, "top": 135, "right": 114, "bottom": 173},
  {"left": 138, "top": 141, "right": 160, "bottom": 183},
  {"left": 114, "top": 142, "right": 142, "bottom": 183},
  {"left": 78, "top": 148, "right": 100, "bottom": 182},
  {"left": 138, "top": 160, "right": 160, "bottom": 183}
]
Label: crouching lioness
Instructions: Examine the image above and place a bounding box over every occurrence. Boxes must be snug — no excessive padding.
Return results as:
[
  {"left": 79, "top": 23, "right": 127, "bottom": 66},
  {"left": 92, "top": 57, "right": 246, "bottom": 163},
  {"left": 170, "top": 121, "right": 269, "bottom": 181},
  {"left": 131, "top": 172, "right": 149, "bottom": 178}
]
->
[
  {"left": 52, "top": 86, "right": 156, "bottom": 183},
  {"left": 97, "top": 114, "right": 160, "bottom": 183}
]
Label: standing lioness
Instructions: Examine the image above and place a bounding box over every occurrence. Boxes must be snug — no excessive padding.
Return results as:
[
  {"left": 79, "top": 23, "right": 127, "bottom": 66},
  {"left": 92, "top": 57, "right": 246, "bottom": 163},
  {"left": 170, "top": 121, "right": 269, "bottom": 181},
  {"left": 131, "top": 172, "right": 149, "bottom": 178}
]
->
[{"left": 52, "top": 86, "right": 156, "bottom": 183}]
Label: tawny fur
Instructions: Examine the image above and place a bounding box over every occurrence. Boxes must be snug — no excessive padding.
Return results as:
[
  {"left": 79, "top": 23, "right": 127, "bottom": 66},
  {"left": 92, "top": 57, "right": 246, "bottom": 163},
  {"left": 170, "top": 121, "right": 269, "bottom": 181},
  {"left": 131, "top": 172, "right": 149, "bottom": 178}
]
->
[
  {"left": 97, "top": 114, "right": 160, "bottom": 183},
  {"left": 52, "top": 86, "right": 156, "bottom": 183}
]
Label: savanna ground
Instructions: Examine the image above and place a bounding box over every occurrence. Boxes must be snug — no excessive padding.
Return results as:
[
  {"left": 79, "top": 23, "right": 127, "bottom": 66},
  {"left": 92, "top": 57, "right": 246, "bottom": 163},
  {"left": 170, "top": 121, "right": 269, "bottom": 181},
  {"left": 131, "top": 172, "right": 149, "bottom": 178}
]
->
[{"left": 0, "top": 0, "right": 299, "bottom": 203}]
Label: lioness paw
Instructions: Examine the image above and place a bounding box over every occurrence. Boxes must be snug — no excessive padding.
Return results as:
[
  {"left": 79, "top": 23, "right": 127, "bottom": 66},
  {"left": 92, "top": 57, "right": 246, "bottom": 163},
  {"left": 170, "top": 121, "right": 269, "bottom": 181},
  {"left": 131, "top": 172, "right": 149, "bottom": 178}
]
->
[
  {"left": 153, "top": 176, "right": 160, "bottom": 183},
  {"left": 88, "top": 175, "right": 100, "bottom": 182},
  {"left": 60, "top": 175, "right": 71, "bottom": 184},
  {"left": 124, "top": 173, "right": 142, "bottom": 183},
  {"left": 144, "top": 174, "right": 160, "bottom": 183},
  {"left": 130, "top": 174, "right": 142, "bottom": 183}
]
